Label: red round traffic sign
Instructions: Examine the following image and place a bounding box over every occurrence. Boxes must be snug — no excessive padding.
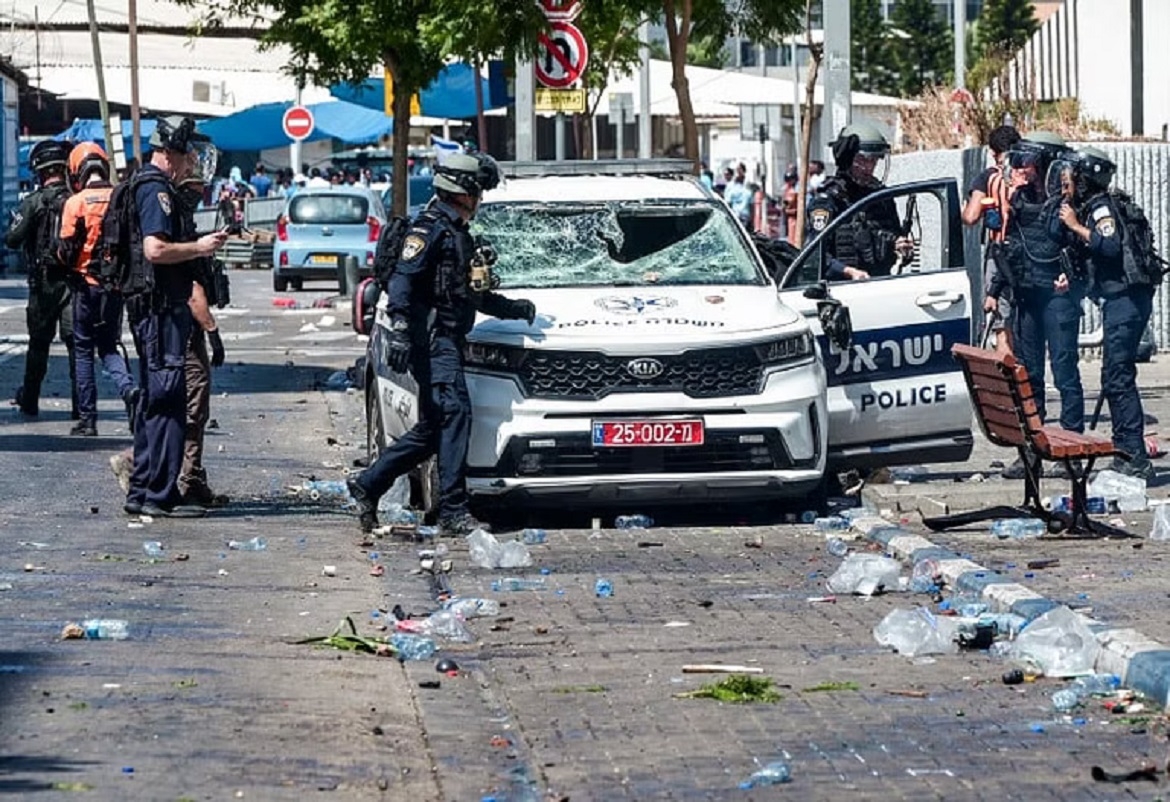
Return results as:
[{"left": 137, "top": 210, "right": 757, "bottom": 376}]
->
[
  {"left": 283, "top": 105, "right": 315, "bottom": 142},
  {"left": 535, "top": 22, "right": 589, "bottom": 89},
  {"left": 537, "top": 0, "right": 582, "bottom": 21}
]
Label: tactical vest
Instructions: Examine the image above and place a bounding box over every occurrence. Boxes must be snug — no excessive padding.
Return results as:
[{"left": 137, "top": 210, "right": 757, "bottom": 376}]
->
[
  {"left": 33, "top": 183, "right": 72, "bottom": 280},
  {"left": 1006, "top": 194, "right": 1065, "bottom": 289}
]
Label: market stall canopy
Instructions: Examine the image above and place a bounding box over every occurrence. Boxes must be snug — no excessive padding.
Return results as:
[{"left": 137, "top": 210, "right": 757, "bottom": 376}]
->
[
  {"left": 330, "top": 63, "right": 501, "bottom": 120},
  {"left": 198, "top": 100, "right": 394, "bottom": 152},
  {"left": 53, "top": 118, "right": 160, "bottom": 146}
]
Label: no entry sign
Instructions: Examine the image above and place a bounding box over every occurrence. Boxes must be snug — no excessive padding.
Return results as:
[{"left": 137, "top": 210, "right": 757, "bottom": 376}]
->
[
  {"left": 282, "top": 105, "right": 315, "bottom": 142},
  {"left": 535, "top": 21, "right": 589, "bottom": 89}
]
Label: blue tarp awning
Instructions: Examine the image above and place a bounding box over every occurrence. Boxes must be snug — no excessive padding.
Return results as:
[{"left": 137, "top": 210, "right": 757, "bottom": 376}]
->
[
  {"left": 54, "top": 118, "right": 159, "bottom": 146},
  {"left": 197, "top": 99, "right": 393, "bottom": 152},
  {"left": 330, "top": 62, "right": 500, "bottom": 120}
]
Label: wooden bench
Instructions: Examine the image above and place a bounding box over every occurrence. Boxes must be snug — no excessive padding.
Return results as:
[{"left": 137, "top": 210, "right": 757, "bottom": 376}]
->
[{"left": 922, "top": 344, "right": 1134, "bottom": 539}]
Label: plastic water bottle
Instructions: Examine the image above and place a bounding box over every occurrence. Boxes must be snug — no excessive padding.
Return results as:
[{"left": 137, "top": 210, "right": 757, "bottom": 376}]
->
[
  {"left": 990, "top": 518, "right": 1046, "bottom": 539},
  {"left": 615, "top": 514, "right": 653, "bottom": 530},
  {"left": 891, "top": 465, "right": 927, "bottom": 483},
  {"left": 83, "top": 619, "right": 129, "bottom": 640},
  {"left": 799, "top": 510, "right": 818, "bottom": 524},
  {"left": 1085, "top": 496, "right": 1107, "bottom": 514},
  {"left": 814, "top": 516, "right": 849, "bottom": 531},
  {"left": 958, "top": 601, "right": 989, "bottom": 618},
  {"left": 226, "top": 536, "right": 267, "bottom": 551},
  {"left": 1072, "top": 673, "right": 1119, "bottom": 696},
  {"left": 1051, "top": 688, "right": 1081, "bottom": 712},
  {"left": 142, "top": 541, "right": 164, "bottom": 558},
  {"left": 826, "top": 538, "right": 849, "bottom": 558},
  {"left": 739, "top": 761, "right": 792, "bottom": 789},
  {"left": 491, "top": 577, "right": 547, "bottom": 592},
  {"left": 442, "top": 598, "right": 501, "bottom": 618},
  {"left": 594, "top": 578, "right": 614, "bottom": 598},
  {"left": 390, "top": 633, "right": 436, "bottom": 661},
  {"left": 304, "top": 480, "right": 350, "bottom": 501},
  {"left": 521, "top": 528, "right": 547, "bottom": 545},
  {"left": 379, "top": 502, "right": 418, "bottom": 525}
]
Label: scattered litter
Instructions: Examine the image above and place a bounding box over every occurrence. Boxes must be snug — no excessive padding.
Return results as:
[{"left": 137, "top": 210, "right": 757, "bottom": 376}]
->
[
  {"left": 675, "top": 674, "right": 781, "bottom": 703},
  {"left": 217, "top": 568, "right": 229, "bottom": 576},
  {"left": 1089, "top": 470, "right": 1147, "bottom": 512},
  {"left": 1091, "top": 765, "right": 1160, "bottom": 784},
  {"left": 637, "top": 541, "right": 664, "bottom": 548},
  {"left": 682, "top": 664, "right": 764, "bottom": 674},
  {"left": 906, "top": 768, "right": 955, "bottom": 777},
  {"left": 298, "top": 323, "right": 319, "bottom": 333},
  {"left": 873, "top": 608, "right": 959, "bottom": 656},
  {"left": 226, "top": 537, "right": 267, "bottom": 551},
  {"left": 520, "top": 528, "right": 547, "bottom": 545},
  {"left": 61, "top": 619, "right": 129, "bottom": 640},
  {"left": 1151, "top": 504, "right": 1170, "bottom": 541},
  {"left": 888, "top": 689, "right": 929, "bottom": 698},
  {"left": 18, "top": 541, "right": 50, "bottom": 549},
  {"left": 663, "top": 621, "right": 691, "bottom": 628},
  {"left": 295, "top": 616, "right": 396, "bottom": 657},
  {"left": 317, "top": 314, "right": 337, "bottom": 327},
  {"left": 390, "top": 633, "right": 436, "bottom": 660},
  {"left": 442, "top": 598, "right": 500, "bottom": 618},
  {"left": 370, "top": 565, "right": 385, "bottom": 577},
  {"left": 0, "top": 583, "right": 12, "bottom": 591},
  {"left": 1003, "top": 605, "right": 1099, "bottom": 677},
  {"left": 991, "top": 518, "right": 1046, "bottom": 539},
  {"left": 594, "top": 577, "right": 614, "bottom": 597},
  {"left": 1026, "top": 558, "right": 1060, "bottom": 570},
  {"left": 891, "top": 465, "right": 927, "bottom": 483},
  {"left": 807, "top": 595, "right": 837, "bottom": 604},
  {"left": 739, "top": 761, "right": 791, "bottom": 788},
  {"left": 435, "top": 658, "right": 459, "bottom": 673},
  {"left": 323, "top": 371, "right": 351, "bottom": 390},
  {"left": 826, "top": 553, "right": 902, "bottom": 596},
  {"left": 272, "top": 297, "right": 298, "bottom": 308},
  {"left": 468, "top": 528, "right": 532, "bottom": 569},
  {"left": 491, "top": 577, "right": 546, "bottom": 592},
  {"left": 396, "top": 610, "right": 473, "bottom": 642},
  {"left": 802, "top": 681, "right": 859, "bottom": 693},
  {"left": 322, "top": 565, "right": 337, "bottom": 577},
  {"left": 615, "top": 514, "right": 654, "bottom": 529}
]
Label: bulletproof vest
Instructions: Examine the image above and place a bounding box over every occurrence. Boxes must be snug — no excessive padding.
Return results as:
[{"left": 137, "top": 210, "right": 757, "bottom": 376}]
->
[
  {"left": 32, "top": 183, "right": 72, "bottom": 279},
  {"left": 1006, "top": 193, "right": 1065, "bottom": 289},
  {"left": 422, "top": 212, "right": 478, "bottom": 338},
  {"left": 822, "top": 177, "right": 898, "bottom": 275}
]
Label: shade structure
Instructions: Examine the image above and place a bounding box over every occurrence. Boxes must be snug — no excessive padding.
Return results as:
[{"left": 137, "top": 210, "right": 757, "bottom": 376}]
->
[
  {"left": 53, "top": 117, "right": 160, "bottom": 146},
  {"left": 197, "top": 99, "right": 394, "bottom": 152},
  {"left": 330, "top": 62, "right": 500, "bottom": 120}
]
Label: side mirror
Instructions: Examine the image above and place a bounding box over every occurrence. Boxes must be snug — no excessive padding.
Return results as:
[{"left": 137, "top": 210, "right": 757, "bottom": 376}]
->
[{"left": 818, "top": 300, "right": 853, "bottom": 353}]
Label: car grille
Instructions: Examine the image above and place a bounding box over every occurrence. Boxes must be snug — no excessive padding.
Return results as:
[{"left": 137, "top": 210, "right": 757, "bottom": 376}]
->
[
  {"left": 470, "top": 430, "right": 797, "bottom": 479},
  {"left": 517, "top": 347, "right": 763, "bottom": 400}
]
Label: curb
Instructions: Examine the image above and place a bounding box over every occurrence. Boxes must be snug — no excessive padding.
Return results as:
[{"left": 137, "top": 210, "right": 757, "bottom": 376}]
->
[{"left": 846, "top": 515, "right": 1170, "bottom": 710}]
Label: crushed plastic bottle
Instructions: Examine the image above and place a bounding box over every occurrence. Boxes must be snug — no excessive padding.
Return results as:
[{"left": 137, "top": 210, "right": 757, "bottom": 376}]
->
[
  {"left": 491, "top": 577, "right": 547, "bottom": 592},
  {"left": 302, "top": 479, "right": 350, "bottom": 502},
  {"left": 1072, "top": 673, "right": 1120, "bottom": 696},
  {"left": 814, "top": 516, "right": 849, "bottom": 531},
  {"left": 1089, "top": 469, "right": 1147, "bottom": 512},
  {"left": 1051, "top": 688, "right": 1081, "bottom": 712},
  {"left": 799, "top": 510, "right": 818, "bottom": 524},
  {"left": 615, "top": 514, "right": 653, "bottom": 529},
  {"left": 442, "top": 597, "right": 501, "bottom": 618},
  {"left": 416, "top": 525, "right": 440, "bottom": 539},
  {"left": 377, "top": 501, "right": 419, "bottom": 525},
  {"left": 397, "top": 610, "right": 473, "bottom": 642},
  {"left": 520, "top": 528, "right": 547, "bottom": 545},
  {"left": 891, "top": 465, "right": 928, "bottom": 483},
  {"left": 990, "top": 518, "right": 1047, "bottom": 539},
  {"left": 142, "top": 541, "right": 164, "bottom": 558},
  {"left": 909, "top": 558, "right": 939, "bottom": 594},
  {"left": 226, "top": 536, "right": 267, "bottom": 551},
  {"left": 390, "top": 633, "right": 436, "bottom": 661},
  {"left": 594, "top": 578, "right": 614, "bottom": 598},
  {"left": 739, "top": 761, "right": 792, "bottom": 788},
  {"left": 323, "top": 370, "right": 351, "bottom": 391},
  {"left": 83, "top": 619, "right": 129, "bottom": 640},
  {"left": 826, "top": 537, "right": 849, "bottom": 558}
]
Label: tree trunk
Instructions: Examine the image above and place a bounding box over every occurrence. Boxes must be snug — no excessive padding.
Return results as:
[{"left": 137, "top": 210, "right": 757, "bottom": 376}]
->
[
  {"left": 385, "top": 51, "right": 412, "bottom": 218},
  {"left": 663, "top": 0, "right": 699, "bottom": 172}
]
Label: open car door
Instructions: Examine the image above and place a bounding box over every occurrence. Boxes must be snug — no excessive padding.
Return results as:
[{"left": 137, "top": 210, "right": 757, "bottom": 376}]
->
[{"left": 777, "top": 179, "right": 975, "bottom": 473}]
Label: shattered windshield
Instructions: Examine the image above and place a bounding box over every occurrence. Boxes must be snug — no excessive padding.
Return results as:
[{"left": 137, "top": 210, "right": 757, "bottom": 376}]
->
[{"left": 471, "top": 201, "right": 766, "bottom": 289}]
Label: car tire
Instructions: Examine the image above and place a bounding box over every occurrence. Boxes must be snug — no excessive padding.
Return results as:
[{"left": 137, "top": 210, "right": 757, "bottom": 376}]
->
[
  {"left": 338, "top": 268, "right": 349, "bottom": 299},
  {"left": 291, "top": 278, "right": 304, "bottom": 292},
  {"left": 366, "top": 381, "right": 386, "bottom": 465},
  {"left": 411, "top": 459, "right": 439, "bottom": 525},
  {"left": 273, "top": 272, "right": 288, "bottom": 292}
]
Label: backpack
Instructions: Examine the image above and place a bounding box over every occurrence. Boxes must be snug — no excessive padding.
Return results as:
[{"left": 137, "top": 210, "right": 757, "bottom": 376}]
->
[
  {"left": 353, "top": 214, "right": 412, "bottom": 335},
  {"left": 1111, "top": 190, "right": 1169, "bottom": 287},
  {"left": 93, "top": 172, "right": 165, "bottom": 296},
  {"left": 33, "top": 184, "right": 70, "bottom": 278}
]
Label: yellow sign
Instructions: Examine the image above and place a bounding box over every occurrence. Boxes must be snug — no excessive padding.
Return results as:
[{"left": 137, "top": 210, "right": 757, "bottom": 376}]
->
[
  {"left": 535, "top": 88, "right": 586, "bottom": 113},
  {"left": 383, "top": 69, "right": 422, "bottom": 117}
]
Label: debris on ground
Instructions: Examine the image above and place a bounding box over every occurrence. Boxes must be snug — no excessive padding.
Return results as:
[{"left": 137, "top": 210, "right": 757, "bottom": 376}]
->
[
  {"left": 674, "top": 674, "right": 782, "bottom": 703},
  {"left": 294, "top": 616, "right": 396, "bottom": 656},
  {"left": 826, "top": 553, "right": 902, "bottom": 596},
  {"left": 873, "top": 608, "right": 959, "bottom": 657},
  {"left": 682, "top": 664, "right": 764, "bottom": 674},
  {"left": 802, "top": 681, "right": 859, "bottom": 693}
]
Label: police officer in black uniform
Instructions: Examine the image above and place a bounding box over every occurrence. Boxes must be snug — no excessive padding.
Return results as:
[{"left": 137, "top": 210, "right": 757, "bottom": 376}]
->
[
  {"left": 347, "top": 153, "right": 536, "bottom": 535},
  {"left": 806, "top": 122, "right": 912, "bottom": 281},
  {"left": 123, "top": 116, "right": 226, "bottom": 518},
  {"left": 6, "top": 140, "right": 78, "bottom": 418},
  {"left": 1052, "top": 147, "right": 1153, "bottom": 478}
]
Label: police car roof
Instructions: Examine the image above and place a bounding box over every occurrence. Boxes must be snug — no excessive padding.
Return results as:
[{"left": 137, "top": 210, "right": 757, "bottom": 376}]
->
[{"left": 484, "top": 174, "right": 709, "bottom": 205}]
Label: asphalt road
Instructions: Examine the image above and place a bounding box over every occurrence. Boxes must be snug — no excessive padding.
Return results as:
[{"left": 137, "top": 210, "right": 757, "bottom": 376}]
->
[{"left": 1, "top": 268, "right": 1167, "bottom": 801}]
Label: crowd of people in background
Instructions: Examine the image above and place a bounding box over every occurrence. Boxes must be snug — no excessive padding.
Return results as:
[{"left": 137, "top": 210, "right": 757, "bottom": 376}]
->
[{"left": 700, "top": 158, "right": 827, "bottom": 244}]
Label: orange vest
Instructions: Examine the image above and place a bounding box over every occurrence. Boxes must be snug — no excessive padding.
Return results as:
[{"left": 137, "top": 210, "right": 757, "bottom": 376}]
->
[
  {"left": 985, "top": 167, "right": 1012, "bottom": 244},
  {"left": 59, "top": 183, "right": 113, "bottom": 287}
]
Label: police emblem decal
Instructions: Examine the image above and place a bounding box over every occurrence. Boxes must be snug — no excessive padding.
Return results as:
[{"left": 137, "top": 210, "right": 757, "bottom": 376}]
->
[
  {"left": 157, "top": 192, "right": 171, "bottom": 216},
  {"left": 1095, "top": 218, "right": 1116, "bottom": 237},
  {"left": 810, "top": 208, "right": 830, "bottom": 232},
  {"left": 401, "top": 235, "right": 426, "bottom": 261},
  {"left": 593, "top": 295, "right": 678, "bottom": 315}
]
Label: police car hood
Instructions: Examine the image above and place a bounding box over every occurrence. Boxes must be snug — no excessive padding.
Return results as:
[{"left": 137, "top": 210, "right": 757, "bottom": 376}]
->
[{"left": 471, "top": 286, "right": 803, "bottom": 350}]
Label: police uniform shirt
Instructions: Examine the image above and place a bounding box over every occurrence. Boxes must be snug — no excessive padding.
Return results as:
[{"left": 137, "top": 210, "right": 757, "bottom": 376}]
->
[
  {"left": 1064, "top": 194, "right": 1125, "bottom": 298},
  {"left": 807, "top": 177, "right": 901, "bottom": 280},
  {"left": 135, "top": 164, "right": 193, "bottom": 303}
]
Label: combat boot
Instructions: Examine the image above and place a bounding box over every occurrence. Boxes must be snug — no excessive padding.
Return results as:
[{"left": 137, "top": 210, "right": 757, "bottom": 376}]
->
[
  {"left": 14, "top": 386, "right": 38, "bottom": 417},
  {"left": 439, "top": 512, "right": 491, "bottom": 537},
  {"left": 346, "top": 478, "right": 379, "bottom": 533},
  {"left": 70, "top": 418, "right": 98, "bottom": 436}
]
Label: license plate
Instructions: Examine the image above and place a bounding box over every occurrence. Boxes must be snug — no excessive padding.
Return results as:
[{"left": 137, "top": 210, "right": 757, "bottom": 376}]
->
[
  {"left": 591, "top": 419, "right": 704, "bottom": 447},
  {"left": 310, "top": 254, "right": 338, "bottom": 265}
]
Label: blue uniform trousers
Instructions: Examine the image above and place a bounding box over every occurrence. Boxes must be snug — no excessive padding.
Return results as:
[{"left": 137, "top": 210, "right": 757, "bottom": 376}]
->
[
  {"left": 1100, "top": 288, "right": 1153, "bottom": 458},
  {"left": 1013, "top": 287, "right": 1084, "bottom": 432},
  {"left": 358, "top": 341, "right": 472, "bottom": 520},
  {"left": 72, "top": 283, "right": 136, "bottom": 425},
  {"left": 127, "top": 303, "right": 192, "bottom": 508}
]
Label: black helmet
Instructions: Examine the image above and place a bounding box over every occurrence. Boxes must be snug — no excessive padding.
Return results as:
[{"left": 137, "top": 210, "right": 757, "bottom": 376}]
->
[
  {"left": 433, "top": 153, "right": 501, "bottom": 197},
  {"left": 1010, "top": 130, "right": 1070, "bottom": 171},
  {"left": 30, "top": 140, "right": 70, "bottom": 176},
  {"left": 1073, "top": 146, "right": 1115, "bottom": 194},
  {"left": 149, "top": 115, "right": 209, "bottom": 154}
]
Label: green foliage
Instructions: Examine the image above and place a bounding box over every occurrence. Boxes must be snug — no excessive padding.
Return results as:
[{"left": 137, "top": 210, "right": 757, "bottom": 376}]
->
[
  {"left": 851, "top": 0, "right": 896, "bottom": 95},
  {"left": 891, "top": 0, "right": 953, "bottom": 96},
  {"left": 802, "top": 680, "right": 860, "bottom": 693},
  {"left": 675, "top": 675, "right": 783, "bottom": 704},
  {"left": 686, "top": 33, "right": 730, "bottom": 70},
  {"left": 975, "top": 0, "right": 1039, "bottom": 60}
]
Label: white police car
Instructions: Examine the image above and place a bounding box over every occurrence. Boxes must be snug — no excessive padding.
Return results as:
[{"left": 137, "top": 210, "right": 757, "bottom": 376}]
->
[{"left": 360, "top": 162, "right": 973, "bottom": 515}]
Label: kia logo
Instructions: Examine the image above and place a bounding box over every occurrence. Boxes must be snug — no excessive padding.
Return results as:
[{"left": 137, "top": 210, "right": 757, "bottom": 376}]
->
[{"left": 626, "top": 358, "right": 664, "bottom": 379}]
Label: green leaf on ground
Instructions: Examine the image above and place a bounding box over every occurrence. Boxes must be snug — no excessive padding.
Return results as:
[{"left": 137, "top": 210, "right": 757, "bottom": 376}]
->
[
  {"left": 52, "top": 781, "right": 93, "bottom": 791},
  {"left": 674, "top": 675, "right": 782, "bottom": 704},
  {"left": 67, "top": 701, "right": 88, "bottom": 710},
  {"left": 551, "top": 685, "right": 607, "bottom": 694},
  {"left": 802, "top": 681, "right": 860, "bottom": 693},
  {"left": 294, "top": 617, "right": 393, "bottom": 656},
  {"left": 173, "top": 678, "right": 198, "bottom": 689}
]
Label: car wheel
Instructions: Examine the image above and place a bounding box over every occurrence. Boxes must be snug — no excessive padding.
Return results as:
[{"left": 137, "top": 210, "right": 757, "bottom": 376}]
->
[
  {"left": 273, "top": 272, "right": 288, "bottom": 292},
  {"left": 411, "top": 458, "right": 439, "bottom": 525},
  {"left": 338, "top": 268, "right": 349, "bottom": 298},
  {"left": 366, "top": 381, "right": 386, "bottom": 465},
  {"left": 291, "top": 278, "right": 304, "bottom": 292}
]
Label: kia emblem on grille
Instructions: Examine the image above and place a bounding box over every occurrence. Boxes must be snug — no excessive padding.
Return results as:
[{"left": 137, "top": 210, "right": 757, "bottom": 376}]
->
[{"left": 626, "top": 358, "right": 664, "bottom": 380}]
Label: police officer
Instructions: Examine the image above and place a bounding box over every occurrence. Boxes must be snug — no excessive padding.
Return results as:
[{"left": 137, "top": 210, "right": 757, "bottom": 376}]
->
[
  {"left": 123, "top": 116, "right": 226, "bottom": 518},
  {"left": 807, "top": 123, "right": 912, "bottom": 281},
  {"left": 59, "top": 142, "right": 138, "bottom": 436},
  {"left": 347, "top": 153, "right": 535, "bottom": 535},
  {"left": 6, "top": 140, "right": 78, "bottom": 419},
  {"left": 175, "top": 169, "right": 229, "bottom": 507},
  {"left": 1052, "top": 147, "right": 1153, "bottom": 478}
]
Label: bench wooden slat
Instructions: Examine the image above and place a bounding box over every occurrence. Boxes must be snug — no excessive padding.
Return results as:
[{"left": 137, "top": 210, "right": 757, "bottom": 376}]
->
[{"left": 984, "top": 419, "right": 1029, "bottom": 446}]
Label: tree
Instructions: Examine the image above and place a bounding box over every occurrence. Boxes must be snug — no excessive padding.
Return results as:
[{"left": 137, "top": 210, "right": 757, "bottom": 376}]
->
[
  {"left": 570, "top": 1, "right": 648, "bottom": 159},
  {"left": 975, "top": 0, "right": 1039, "bottom": 59},
  {"left": 891, "top": 0, "right": 953, "bottom": 96},
  {"left": 850, "top": 0, "right": 896, "bottom": 95}
]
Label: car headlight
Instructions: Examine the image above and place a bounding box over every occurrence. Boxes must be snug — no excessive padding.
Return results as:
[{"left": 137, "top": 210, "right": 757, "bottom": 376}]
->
[
  {"left": 755, "top": 331, "right": 814, "bottom": 366},
  {"left": 463, "top": 341, "right": 524, "bottom": 370}
]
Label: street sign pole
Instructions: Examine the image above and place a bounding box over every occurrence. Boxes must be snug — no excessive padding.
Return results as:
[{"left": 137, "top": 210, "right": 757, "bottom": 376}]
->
[
  {"left": 290, "top": 84, "right": 303, "bottom": 173},
  {"left": 637, "top": 20, "right": 652, "bottom": 159},
  {"left": 616, "top": 106, "right": 624, "bottom": 159},
  {"left": 516, "top": 55, "right": 536, "bottom": 160},
  {"left": 555, "top": 112, "right": 566, "bottom": 160}
]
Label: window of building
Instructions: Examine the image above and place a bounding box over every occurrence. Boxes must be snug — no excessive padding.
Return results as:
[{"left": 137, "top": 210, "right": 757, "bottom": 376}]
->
[
  {"left": 739, "top": 40, "right": 758, "bottom": 68},
  {"left": 764, "top": 45, "right": 781, "bottom": 67}
]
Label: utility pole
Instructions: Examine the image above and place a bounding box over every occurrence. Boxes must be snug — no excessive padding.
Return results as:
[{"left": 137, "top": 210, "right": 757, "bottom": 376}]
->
[
  {"left": 128, "top": 0, "right": 142, "bottom": 165},
  {"left": 954, "top": 0, "right": 966, "bottom": 90},
  {"left": 85, "top": 0, "right": 113, "bottom": 149},
  {"left": 819, "top": 0, "right": 850, "bottom": 161},
  {"left": 515, "top": 56, "right": 535, "bottom": 160},
  {"left": 637, "top": 20, "right": 652, "bottom": 159}
]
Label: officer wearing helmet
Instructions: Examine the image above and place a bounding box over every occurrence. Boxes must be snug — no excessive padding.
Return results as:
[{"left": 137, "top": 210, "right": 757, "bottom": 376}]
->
[
  {"left": 122, "top": 115, "right": 227, "bottom": 519},
  {"left": 6, "top": 139, "right": 79, "bottom": 418},
  {"left": 1050, "top": 147, "right": 1153, "bottom": 478},
  {"left": 995, "top": 130, "right": 1084, "bottom": 479},
  {"left": 807, "top": 122, "right": 912, "bottom": 281},
  {"left": 347, "top": 152, "right": 536, "bottom": 536},
  {"left": 59, "top": 142, "right": 138, "bottom": 436}
]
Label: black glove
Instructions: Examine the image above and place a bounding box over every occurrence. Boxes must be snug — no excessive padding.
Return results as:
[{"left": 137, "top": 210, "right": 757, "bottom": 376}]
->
[
  {"left": 208, "top": 329, "right": 225, "bottom": 368},
  {"left": 831, "top": 134, "right": 860, "bottom": 173},
  {"left": 386, "top": 328, "right": 412, "bottom": 373},
  {"left": 511, "top": 299, "right": 536, "bottom": 325}
]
